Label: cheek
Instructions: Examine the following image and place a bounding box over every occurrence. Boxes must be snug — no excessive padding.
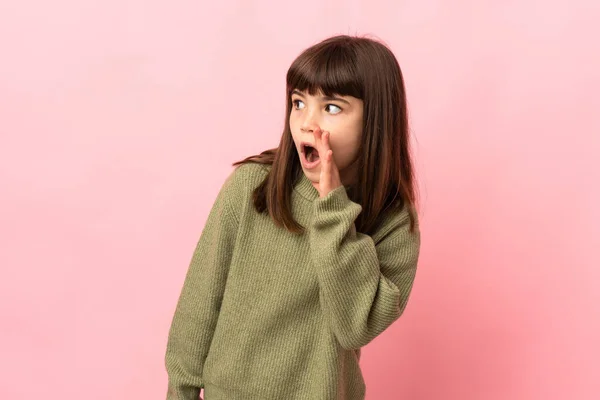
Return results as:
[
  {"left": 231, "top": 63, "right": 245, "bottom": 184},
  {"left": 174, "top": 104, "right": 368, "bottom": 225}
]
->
[
  {"left": 289, "top": 112, "right": 299, "bottom": 128},
  {"left": 330, "top": 137, "right": 360, "bottom": 165},
  {"left": 289, "top": 118, "right": 300, "bottom": 139},
  {"left": 330, "top": 126, "right": 361, "bottom": 151}
]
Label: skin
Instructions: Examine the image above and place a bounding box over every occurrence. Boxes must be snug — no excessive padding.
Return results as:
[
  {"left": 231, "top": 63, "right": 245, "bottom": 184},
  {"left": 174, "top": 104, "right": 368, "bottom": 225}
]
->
[{"left": 289, "top": 88, "right": 364, "bottom": 198}]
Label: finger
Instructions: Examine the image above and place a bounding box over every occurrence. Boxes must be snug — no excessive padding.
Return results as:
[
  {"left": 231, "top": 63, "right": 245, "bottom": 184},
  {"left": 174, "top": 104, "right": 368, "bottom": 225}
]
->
[
  {"left": 321, "top": 131, "right": 331, "bottom": 169},
  {"left": 323, "top": 131, "right": 330, "bottom": 152},
  {"left": 322, "top": 133, "right": 331, "bottom": 169},
  {"left": 314, "top": 127, "right": 323, "bottom": 145},
  {"left": 319, "top": 143, "right": 330, "bottom": 175},
  {"left": 325, "top": 133, "right": 336, "bottom": 167},
  {"left": 314, "top": 128, "right": 326, "bottom": 156},
  {"left": 323, "top": 131, "right": 331, "bottom": 155},
  {"left": 322, "top": 149, "right": 332, "bottom": 182}
]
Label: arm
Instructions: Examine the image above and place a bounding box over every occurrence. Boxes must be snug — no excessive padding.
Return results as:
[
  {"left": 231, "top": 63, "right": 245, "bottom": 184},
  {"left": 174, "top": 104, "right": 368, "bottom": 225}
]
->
[
  {"left": 165, "top": 172, "right": 239, "bottom": 400},
  {"left": 309, "top": 186, "right": 420, "bottom": 350}
]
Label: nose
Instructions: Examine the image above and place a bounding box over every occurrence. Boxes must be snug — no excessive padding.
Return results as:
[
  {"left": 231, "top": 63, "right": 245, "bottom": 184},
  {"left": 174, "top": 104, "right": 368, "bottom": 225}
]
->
[{"left": 300, "top": 108, "right": 321, "bottom": 133}]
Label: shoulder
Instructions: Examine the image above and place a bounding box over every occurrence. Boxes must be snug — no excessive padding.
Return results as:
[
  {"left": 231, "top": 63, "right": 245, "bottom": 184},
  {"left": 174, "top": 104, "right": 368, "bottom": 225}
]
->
[
  {"left": 217, "top": 162, "right": 270, "bottom": 215},
  {"left": 223, "top": 162, "right": 270, "bottom": 194}
]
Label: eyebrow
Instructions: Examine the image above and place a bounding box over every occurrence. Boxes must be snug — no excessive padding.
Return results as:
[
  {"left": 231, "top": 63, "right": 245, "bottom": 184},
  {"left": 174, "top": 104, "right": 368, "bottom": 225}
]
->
[{"left": 291, "top": 89, "right": 351, "bottom": 105}]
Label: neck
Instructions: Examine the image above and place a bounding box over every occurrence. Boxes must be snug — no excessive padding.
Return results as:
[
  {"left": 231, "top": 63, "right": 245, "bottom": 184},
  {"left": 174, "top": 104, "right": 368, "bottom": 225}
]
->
[{"left": 339, "top": 156, "right": 360, "bottom": 186}]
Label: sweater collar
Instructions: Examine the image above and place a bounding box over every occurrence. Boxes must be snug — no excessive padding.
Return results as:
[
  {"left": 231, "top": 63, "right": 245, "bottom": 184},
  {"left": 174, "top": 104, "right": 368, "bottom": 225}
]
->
[
  {"left": 293, "top": 171, "right": 353, "bottom": 201},
  {"left": 294, "top": 172, "right": 320, "bottom": 200}
]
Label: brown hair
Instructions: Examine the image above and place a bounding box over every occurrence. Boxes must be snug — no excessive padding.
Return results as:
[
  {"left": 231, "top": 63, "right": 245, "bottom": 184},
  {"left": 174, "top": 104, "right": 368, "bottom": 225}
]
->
[{"left": 233, "top": 34, "right": 418, "bottom": 236}]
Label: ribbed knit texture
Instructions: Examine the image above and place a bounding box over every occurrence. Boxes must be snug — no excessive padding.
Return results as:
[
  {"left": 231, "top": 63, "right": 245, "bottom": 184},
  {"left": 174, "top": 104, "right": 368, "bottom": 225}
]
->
[{"left": 165, "top": 162, "right": 420, "bottom": 400}]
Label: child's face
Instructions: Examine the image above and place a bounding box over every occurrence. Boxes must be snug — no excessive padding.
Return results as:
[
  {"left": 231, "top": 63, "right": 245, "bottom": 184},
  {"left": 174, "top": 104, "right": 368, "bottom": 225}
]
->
[{"left": 289, "top": 88, "right": 364, "bottom": 186}]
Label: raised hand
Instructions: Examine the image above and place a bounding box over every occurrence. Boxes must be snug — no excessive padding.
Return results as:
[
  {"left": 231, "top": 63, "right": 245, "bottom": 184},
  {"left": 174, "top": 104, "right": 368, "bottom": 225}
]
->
[{"left": 314, "top": 127, "right": 343, "bottom": 198}]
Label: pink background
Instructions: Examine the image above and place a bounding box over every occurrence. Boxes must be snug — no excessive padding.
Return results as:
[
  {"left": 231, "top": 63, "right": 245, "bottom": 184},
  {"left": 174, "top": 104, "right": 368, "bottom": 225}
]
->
[{"left": 1, "top": 1, "right": 599, "bottom": 399}]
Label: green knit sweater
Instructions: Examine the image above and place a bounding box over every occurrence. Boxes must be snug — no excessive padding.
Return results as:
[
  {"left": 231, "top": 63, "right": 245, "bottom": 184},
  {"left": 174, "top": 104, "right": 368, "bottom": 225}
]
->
[{"left": 165, "top": 162, "right": 420, "bottom": 400}]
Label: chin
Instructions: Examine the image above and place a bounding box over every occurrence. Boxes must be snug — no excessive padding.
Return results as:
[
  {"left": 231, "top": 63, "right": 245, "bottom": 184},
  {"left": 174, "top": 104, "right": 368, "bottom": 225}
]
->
[{"left": 303, "top": 166, "right": 321, "bottom": 174}]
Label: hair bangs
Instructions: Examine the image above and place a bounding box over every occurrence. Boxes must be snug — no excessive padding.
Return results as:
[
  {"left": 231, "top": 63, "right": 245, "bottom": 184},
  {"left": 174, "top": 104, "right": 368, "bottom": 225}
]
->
[{"left": 286, "top": 43, "right": 363, "bottom": 100}]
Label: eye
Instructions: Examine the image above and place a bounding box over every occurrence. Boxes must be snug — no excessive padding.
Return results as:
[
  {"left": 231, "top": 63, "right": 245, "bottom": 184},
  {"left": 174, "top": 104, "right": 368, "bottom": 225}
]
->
[
  {"left": 326, "top": 104, "right": 342, "bottom": 115},
  {"left": 291, "top": 98, "right": 342, "bottom": 115},
  {"left": 292, "top": 99, "right": 305, "bottom": 109}
]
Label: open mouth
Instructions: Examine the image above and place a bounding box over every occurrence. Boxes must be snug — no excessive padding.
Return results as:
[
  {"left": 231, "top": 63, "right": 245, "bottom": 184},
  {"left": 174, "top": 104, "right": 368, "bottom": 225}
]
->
[{"left": 302, "top": 143, "right": 320, "bottom": 163}]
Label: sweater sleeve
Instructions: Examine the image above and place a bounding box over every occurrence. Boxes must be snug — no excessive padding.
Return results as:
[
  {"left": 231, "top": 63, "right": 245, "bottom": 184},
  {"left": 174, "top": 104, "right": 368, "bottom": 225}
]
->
[
  {"left": 309, "top": 185, "right": 420, "bottom": 350},
  {"left": 165, "top": 170, "right": 240, "bottom": 400}
]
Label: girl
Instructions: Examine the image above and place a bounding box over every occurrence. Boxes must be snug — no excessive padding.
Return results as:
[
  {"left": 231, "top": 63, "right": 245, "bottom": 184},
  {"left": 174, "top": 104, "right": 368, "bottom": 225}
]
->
[{"left": 165, "top": 34, "right": 421, "bottom": 400}]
